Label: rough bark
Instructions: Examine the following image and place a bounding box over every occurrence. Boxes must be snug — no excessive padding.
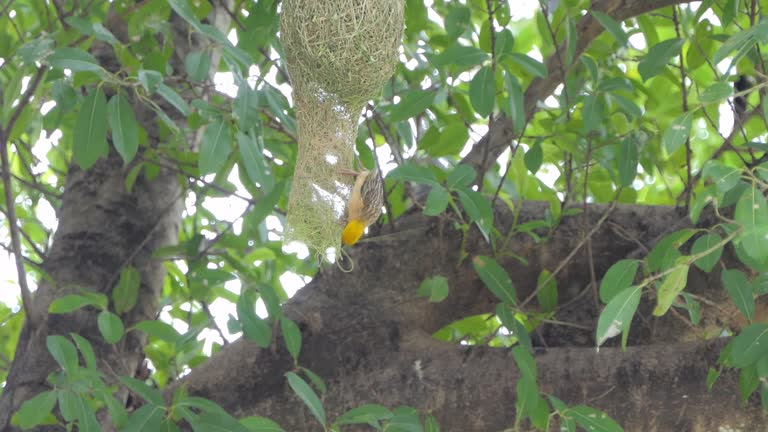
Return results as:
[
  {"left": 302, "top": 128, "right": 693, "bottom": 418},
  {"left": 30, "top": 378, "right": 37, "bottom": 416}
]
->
[
  {"left": 170, "top": 202, "right": 766, "bottom": 431},
  {"left": 0, "top": 4, "right": 231, "bottom": 431}
]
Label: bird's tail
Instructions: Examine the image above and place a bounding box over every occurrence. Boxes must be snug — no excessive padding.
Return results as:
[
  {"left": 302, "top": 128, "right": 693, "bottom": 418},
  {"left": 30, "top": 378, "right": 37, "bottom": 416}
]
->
[{"left": 342, "top": 219, "right": 365, "bottom": 246}]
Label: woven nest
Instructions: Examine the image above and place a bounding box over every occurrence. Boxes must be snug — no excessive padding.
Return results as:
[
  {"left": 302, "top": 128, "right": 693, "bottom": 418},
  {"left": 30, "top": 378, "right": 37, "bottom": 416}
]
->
[{"left": 281, "top": 0, "right": 404, "bottom": 258}]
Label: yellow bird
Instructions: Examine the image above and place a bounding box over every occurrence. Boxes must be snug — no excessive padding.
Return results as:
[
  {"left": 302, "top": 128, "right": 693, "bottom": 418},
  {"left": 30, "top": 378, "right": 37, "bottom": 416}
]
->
[{"left": 339, "top": 168, "right": 384, "bottom": 246}]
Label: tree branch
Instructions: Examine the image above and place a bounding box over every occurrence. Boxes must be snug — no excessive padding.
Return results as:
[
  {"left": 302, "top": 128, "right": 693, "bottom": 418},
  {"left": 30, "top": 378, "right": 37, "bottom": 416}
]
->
[
  {"left": 0, "top": 67, "right": 46, "bottom": 327},
  {"left": 462, "top": 0, "right": 698, "bottom": 177}
]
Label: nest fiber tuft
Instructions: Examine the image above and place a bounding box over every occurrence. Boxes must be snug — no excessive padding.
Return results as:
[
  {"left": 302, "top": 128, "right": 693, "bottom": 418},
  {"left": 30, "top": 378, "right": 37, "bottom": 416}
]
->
[{"left": 281, "top": 0, "right": 404, "bottom": 257}]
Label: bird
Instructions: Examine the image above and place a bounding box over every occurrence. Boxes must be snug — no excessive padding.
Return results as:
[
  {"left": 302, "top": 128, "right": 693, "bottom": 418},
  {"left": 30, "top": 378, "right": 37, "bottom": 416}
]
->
[{"left": 338, "top": 168, "right": 384, "bottom": 246}]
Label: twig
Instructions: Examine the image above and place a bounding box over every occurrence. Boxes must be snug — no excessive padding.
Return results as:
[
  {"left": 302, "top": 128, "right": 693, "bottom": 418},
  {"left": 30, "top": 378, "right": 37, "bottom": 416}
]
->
[
  {"left": 0, "top": 133, "right": 38, "bottom": 326},
  {"left": 0, "top": 67, "right": 46, "bottom": 327},
  {"left": 202, "top": 301, "right": 229, "bottom": 345},
  {"left": 0, "top": 206, "right": 48, "bottom": 259},
  {"left": 672, "top": 6, "right": 693, "bottom": 213},
  {"left": 6, "top": 68, "right": 45, "bottom": 137},
  {"left": 194, "top": 201, "right": 253, "bottom": 260},
  {"left": 519, "top": 199, "right": 618, "bottom": 309}
]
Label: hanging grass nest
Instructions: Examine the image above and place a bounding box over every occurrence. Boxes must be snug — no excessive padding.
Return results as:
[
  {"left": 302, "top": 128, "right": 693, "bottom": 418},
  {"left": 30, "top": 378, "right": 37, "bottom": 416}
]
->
[{"left": 281, "top": 0, "right": 404, "bottom": 258}]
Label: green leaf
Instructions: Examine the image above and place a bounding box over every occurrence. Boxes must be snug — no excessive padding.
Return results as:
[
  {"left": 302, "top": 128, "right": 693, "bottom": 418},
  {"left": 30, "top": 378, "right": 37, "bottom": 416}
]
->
[
  {"left": 191, "top": 412, "right": 250, "bottom": 432},
  {"left": 721, "top": 269, "right": 755, "bottom": 322},
  {"left": 388, "top": 163, "right": 439, "bottom": 187},
  {"left": 473, "top": 256, "right": 517, "bottom": 304},
  {"left": 237, "top": 290, "right": 271, "bottom": 347},
  {"left": 424, "top": 414, "right": 440, "bottom": 432},
  {"left": 234, "top": 86, "right": 260, "bottom": 129},
  {"left": 730, "top": 324, "right": 768, "bottom": 368},
  {"left": 503, "top": 71, "right": 525, "bottom": 134},
  {"left": 157, "top": 83, "right": 191, "bottom": 116},
  {"left": 739, "top": 364, "right": 760, "bottom": 402},
  {"left": 334, "top": 404, "right": 393, "bottom": 426},
  {"left": 509, "top": 53, "right": 547, "bottom": 77},
  {"left": 98, "top": 311, "right": 125, "bottom": 344},
  {"left": 285, "top": 372, "right": 326, "bottom": 427},
  {"left": 287, "top": 369, "right": 321, "bottom": 398},
  {"left": 699, "top": 82, "right": 733, "bottom": 104},
  {"left": 138, "top": 69, "right": 163, "bottom": 92},
  {"left": 185, "top": 51, "right": 211, "bottom": 81},
  {"left": 199, "top": 117, "right": 233, "bottom": 174},
  {"left": 77, "top": 395, "right": 100, "bottom": 432},
  {"left": 423, "top": 187, "right": 450, "bottom": 216},
  {"left": 702, "top": 162, "right": 742, "bottom": 194},
  {"left": 568, "top": 406, "right": 623, "bottom": 432},
  {"left": 49, "top": 294, "right": 98, "bottom": 313},
  {"left": 599, "top": 259, "right": 640, "bottom": 304},
  {"left": 120, "top": 376, "right": 164, "bottom": 406},
  {"left": 388, "top": 90, "right": 435, "bottom": 122},
  {"left": 93, "top": 23, "right": 120, "bottom": 44},
  {"left": 713, "top": 21, "right": 768, "bottom": 66},
  {"left": 11, "top": 390, "right": 57, "bottom": 429},
  {"left": 681, "top": 293, "right": 701, "bottom": 325},
  {"left": 17, "top": 37, "right": 54, "bottom": 66},
  {"left": 617, "top": 136, "right": 638, "bottom": 187},
  {"left": 647, "top": 230, "right": 695, "bottom": 272},
  {"left": 421, "top": 123, "right": 467, "bottom": 157},
  {"left": 524, "top": 142, "right": 543, "bottom": 175},
  {"left": 496, "top": 303, "right": 532, "bottom": 352},
  {"left": 690, "top": 233, "right": 723, "bottom": 272},
  {"left": 70, "top": 333, "right": 97, "bottom": 370},
  {"left": 457, "top": 189, "right": 494, "bottom": 241},
  {"left": 611, "top": 93, "right": 642, "bottom": 119},
  {"left": 596, "top": 286, "right": 641, "bottom": 347},
  {"left": 581, "top": 94, "right": 602, "bottom": 132},
  {"left": 516, "top": 375, "right": 538, "bottom": 419},
  {"left": 74, "top": 88, "right": 109, "bottom": 170},
  {"left": 653, "top": 264, "right": 690, "bottom": 316},
  {"left": 240, "top": 416, "right": 285, "bottom": 432},
  {"left": 512, "top": 345, "right": 537, "bottom": 380},
  {"left": 167, "top": 0, "right": 203, "bottom": 30},
  {"left": 280, "top": 317, "right": 302, "bottom": 363},
  {"left": 536, "top": 270, "right": 557, "bottom": 312},
  {"left": 387, "top": 407, "right": 422, "bottom": 432},
  {"left": 735, "top": 185, "right": 768, "bottom": 263},
  {"left": 549, "top": 396, "right": 575, "bottom": 432},
  {"left": 122, "top": 404, "right": 165, "bottom": 432},
  {"left": 706, "top": 366, "right": 720, "bottom": 390},
  {"left": 107, "top": 92, "right": 140, "bottom": 164},
  {"left": 113, "top": 266, "right": 140, "bottom": 314},
  {"left": 46, "top": 335, "right": 79, "bottom": 373},
  {"left": 237, "top": 130, "right": 272, "bottom": 190},
  {"left": 638, "top": 38, "right": 684, "bottom": 81},
  {"left": 592, "top": 11, "right": 628, "bottom": 46},
  {"left": 417, "top": 275, "right": 450, "bottom": 303},
  {"left": 445, "top": 6, "right": 471, "bottom": 38},
  {"left": 250, "top": 182, "right": 285, "bottom": 226},
  {"left": 134, "top": 320, "right": 182, "bottom": 344},
  {"left": 662, "top": 111, "right": 692, "bottom": 154},
  {"left": 446, "top": 164, "right": 477, "bottom": 189},
  {"left": 436, "top": 44, "right": 489, "bottom": 67},
  {"left": 469, "top": 66, "right": 496, "bottom": 117},
  {"left": 48, "top": 47, "right": 102, "bottom": 72},
  {"left": 58, "top": 390, "right": 79, "bottom": 422}
]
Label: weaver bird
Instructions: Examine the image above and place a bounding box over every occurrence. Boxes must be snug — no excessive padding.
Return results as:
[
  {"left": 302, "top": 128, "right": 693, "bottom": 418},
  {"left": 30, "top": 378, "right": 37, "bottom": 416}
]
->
[{"left": 339, "top": 168, "right": 383, "bottom": 246}]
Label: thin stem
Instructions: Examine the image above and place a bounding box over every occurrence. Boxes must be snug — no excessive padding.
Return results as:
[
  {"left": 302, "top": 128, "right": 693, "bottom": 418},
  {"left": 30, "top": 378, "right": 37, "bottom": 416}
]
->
[{"left": 0, "top": 133, "right": 37, "bottom": 326}]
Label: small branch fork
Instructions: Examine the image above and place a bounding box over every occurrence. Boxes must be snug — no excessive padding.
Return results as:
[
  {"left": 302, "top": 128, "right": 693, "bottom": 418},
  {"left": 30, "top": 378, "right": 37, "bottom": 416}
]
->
[{"left": 0, "top": 68, "right": 46, "bottom": 327}]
